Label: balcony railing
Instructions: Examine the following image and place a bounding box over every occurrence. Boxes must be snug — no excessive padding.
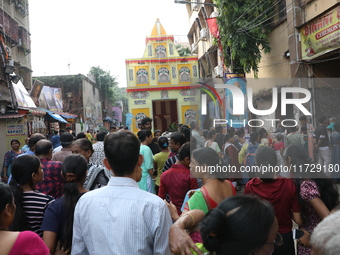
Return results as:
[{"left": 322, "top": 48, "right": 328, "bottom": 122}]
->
[{"left": 0, "top": 11, "right": 19, "bottom": 43}]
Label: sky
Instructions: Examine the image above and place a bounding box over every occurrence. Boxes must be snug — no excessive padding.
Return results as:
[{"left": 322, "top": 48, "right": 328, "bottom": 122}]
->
[{"left": 28, "top": 0, "right": 190, "bottom": 87}]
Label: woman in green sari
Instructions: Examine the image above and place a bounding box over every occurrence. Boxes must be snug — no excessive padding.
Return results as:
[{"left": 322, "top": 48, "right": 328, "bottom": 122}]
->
[
  {"left": 183, "top": 147, "right": 236, "bottom": 214},
  {"left": 167, "top": 147, "right": 236, "bottom": 249}
]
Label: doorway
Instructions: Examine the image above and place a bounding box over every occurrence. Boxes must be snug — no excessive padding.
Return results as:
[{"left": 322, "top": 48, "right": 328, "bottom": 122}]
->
[{"left": 152, "top": 100, "right": 178, "bottom": 132}]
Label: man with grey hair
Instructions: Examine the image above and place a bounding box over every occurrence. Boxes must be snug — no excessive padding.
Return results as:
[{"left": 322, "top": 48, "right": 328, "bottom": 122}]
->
[
  {"left": 310, "top": 210, "right": 340, "bottom": 255},
  {"left": 327, "top": 117, "right": 337, "bottom": 131},
  {"left": 190, "top": 121, "right": 205, "bottom": 148},
  {"left": 52, "top": 132, "right": 74, "bottom": 162}
]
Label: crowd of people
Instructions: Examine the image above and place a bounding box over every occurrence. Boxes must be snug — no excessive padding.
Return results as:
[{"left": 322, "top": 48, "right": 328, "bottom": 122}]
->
[{"left": 0, "top": 115, "right": 339, "bottom": 255}]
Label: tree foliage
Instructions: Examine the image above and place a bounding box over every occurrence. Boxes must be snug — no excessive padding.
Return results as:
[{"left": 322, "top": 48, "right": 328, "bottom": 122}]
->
[
  {"left": 175, "top": 44, "right": 192, "bottom": 57},
  {"left": 89, "top": 66, "right": 127, "bottom": 104},
  {"left": 89, "top": 66, "right": 128, "bottom": 122},
  {"left": 215, "top": 0, "right": 274, "bottom": 76}
]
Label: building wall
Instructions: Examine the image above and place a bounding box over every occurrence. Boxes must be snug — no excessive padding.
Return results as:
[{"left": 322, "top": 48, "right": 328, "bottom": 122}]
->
[
  {"left": 33, "top": 74, "right": 108, "bottom": 132},
  {"left": 301, "top": 0, "right": 339, "bottom": 24},
  {"left": 250, "top": 0, "right": 340, "bottom": 126},
  {"left": 0, "top": 0, "right": 32, "bottom": 90},
  {"left": 254, "top": 21, "right": 291, "bottom": 80}
]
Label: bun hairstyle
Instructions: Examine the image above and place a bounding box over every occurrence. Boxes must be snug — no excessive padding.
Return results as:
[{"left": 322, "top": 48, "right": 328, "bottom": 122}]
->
[
  {"left": 200, "top": 196, "right": 275, "bottom": 255},
  {"left": 158, "top": 136, "right": 169, "bottom": 149}
]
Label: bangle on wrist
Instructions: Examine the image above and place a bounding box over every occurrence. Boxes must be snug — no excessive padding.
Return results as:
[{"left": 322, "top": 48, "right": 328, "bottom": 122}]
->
[{"left": 181, "top": 212, "right": 195, "bottom": 229}]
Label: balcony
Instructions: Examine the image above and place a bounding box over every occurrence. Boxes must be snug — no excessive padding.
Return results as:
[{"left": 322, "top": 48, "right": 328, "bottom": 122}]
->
[{"left": 0, "top": 11, "right": 19, "bottom": 45}]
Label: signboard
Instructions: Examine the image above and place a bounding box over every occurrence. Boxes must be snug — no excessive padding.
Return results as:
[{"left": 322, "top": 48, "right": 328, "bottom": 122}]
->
[
  {"left": 12, "top": 80, "right": 37, "bottom": 108},
  {"left": 6, "top": 119, "right": 26, "bottom": 151},
  {"left": 300, "top": 6, "right": 340, "bottom": 60}
]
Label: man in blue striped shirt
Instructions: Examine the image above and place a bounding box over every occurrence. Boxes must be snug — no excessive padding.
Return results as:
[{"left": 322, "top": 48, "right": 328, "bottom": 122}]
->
[{"left": 72, "top": 130, "right": 172, "bottom": 255}]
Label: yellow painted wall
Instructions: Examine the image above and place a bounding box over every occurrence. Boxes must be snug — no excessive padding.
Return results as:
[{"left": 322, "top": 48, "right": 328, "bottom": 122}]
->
[
  {"left": 135, "top": 66, "right": 150, "bottom": 86},
  {"left": 126, "top": 59, "right": 199, "bottom": 87},
  {"left": 300, "top": 0, "right": 339, "bottom": 25},
  {"left": 142, "top": 39, "right": 180, "bottom": 58},
  {"left": 131, "top": 108, "right": 150, "bottom": 133},
  {"left": 181, "top": 104, "right": 199, "bottom": 125}
]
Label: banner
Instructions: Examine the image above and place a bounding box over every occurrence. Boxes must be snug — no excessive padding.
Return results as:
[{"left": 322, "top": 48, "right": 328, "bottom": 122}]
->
[
  {"left": 30, "top": 79, "right": 44, "bottom": 105},
  {"left": 206, "top": 17, "right": 219, "bottom": 38},
  {"left": 300, "top": 5, "right": 340, "bottom": 60},
  {"left": 12, "top": 80, "right": 37, "bottom": 108},
  {"left": 41, "top": 86, "right": 63, "bottom": 112}
]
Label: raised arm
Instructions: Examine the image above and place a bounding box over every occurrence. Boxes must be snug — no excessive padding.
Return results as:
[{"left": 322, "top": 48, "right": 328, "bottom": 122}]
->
[{"left": 169, "top": 209, "right": 205, "bottom": 255}]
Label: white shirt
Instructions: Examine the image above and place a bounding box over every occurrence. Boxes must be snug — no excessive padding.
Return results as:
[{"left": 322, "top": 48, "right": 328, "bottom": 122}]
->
[
  {"left": 52, "top": 145, "right": 62, "bottom": 154},
  {"left": 72, "top": 177, "right": 172, "bottom": 255}
]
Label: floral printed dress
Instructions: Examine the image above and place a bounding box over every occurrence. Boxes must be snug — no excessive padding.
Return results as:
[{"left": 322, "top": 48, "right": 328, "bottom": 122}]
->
[
  {"left": 298, "top": 180, "right": 321, "bottom": 255},
  {"left": 2, "top": 150, "right": 22, "bottom": 177}
]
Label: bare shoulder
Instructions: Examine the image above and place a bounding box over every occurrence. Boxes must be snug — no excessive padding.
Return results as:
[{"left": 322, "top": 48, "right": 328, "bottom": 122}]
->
[{"left": 0, "top": 231, "right": 20, "bottom": 254}]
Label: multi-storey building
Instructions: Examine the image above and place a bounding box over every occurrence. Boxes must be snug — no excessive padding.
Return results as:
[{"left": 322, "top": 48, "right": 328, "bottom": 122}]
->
[
  {"left": 0, "top": 0, "right": 31, "bottom": 98},
  {"left": 181, "top": 0, "right": 340, "bottom": 131}
]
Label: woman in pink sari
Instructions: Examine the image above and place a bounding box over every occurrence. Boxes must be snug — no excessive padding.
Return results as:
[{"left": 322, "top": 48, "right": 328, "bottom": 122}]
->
[{"left": 0, "top": 183, "right": 49, "bottom": 255}]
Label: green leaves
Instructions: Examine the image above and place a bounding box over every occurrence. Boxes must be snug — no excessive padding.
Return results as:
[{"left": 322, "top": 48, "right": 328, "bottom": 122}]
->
[
  {"left": 215, "top": 0, "right": 274, "bottom": 76},
  {"left": 89, "top": 66, "right": 128, "bottom": 116},
  {"left": 175, "top": 44, "right": 192, "bottom": 57}
]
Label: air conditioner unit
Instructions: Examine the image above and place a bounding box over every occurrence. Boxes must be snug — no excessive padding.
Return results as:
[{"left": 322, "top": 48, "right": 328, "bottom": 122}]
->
[
  {"left": 191, "top": 43, "right": 198, "bottom": 54},
  {"left": 210, "top": 11, "right": 218, "bottom": 18},
  {"left": 18, "top": 39, "right": 22, "bottom": 46},
  {"left": 200, "top": 28, "right": 208, "bottom": 41},
  {"left": 192, "top": 4, "right": 199, "bottom": 11},
  {"left": 214, "top": 66, "right": 223, "bottom": 78},
  {"left": 5, "top": 46, "right": 12, "bottom": 58}
]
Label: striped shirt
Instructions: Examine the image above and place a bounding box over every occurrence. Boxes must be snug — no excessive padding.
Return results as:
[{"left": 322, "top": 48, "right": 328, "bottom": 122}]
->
[
  {"left": 163, "top": 155, "right": 178, "bottom": 172},
  {"left": 72, "top": 177, "right": 172, "bottom": 255},
  {"left": 22, "top": 191, "right": 54, "bottom": 237}
]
